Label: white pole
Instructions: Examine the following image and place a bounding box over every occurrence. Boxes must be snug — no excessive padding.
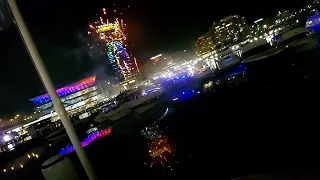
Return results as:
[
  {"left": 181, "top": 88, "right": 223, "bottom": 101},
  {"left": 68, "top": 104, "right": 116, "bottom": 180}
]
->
[{"left": 7, "top": 0, "right": 97, "bottom": 179}]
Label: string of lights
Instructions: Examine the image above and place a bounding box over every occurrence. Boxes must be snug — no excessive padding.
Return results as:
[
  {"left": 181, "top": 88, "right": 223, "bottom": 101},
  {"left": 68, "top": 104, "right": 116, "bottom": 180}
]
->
[{"left": 88, "top": 8, "right": 135, "bottom": 80}]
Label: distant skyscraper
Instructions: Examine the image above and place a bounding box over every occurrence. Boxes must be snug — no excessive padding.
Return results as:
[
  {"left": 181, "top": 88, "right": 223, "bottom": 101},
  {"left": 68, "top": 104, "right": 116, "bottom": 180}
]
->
[
  {"left": 194, "top": 31, "right": 215, "bottom": 56},
  {"left": 211, "top": 15, "right": 250, "bottom": 48},
  {"left": 194, "top": 15, "right": 250, "bottom": 57}
]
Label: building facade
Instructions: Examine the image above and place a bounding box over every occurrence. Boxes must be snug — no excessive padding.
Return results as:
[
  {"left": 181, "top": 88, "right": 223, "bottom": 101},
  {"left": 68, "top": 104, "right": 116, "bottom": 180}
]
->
[
  {"left": 194, "top": 31, "right": 215, "bottom": 57},
  {"left": 211, "top": 15, "right": 250, "bottom": 48},
  {"left": 26, "top": 75, "right": 111, "bottom": 125},
  {"left": 195, "top": 15, "right": 250, "bottom": 57}
]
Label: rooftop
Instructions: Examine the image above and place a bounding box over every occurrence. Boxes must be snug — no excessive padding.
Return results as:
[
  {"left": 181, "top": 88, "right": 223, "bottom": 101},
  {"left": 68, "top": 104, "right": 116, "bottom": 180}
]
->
[{"left": 30, "top": 75, "right": 96, "bottom": 106}]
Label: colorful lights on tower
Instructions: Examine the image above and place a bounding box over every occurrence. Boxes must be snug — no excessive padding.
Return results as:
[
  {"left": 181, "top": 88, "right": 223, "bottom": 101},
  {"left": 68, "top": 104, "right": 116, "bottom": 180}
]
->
[{"left": 88, "top": 8, "right": 138, "bottom": 80}]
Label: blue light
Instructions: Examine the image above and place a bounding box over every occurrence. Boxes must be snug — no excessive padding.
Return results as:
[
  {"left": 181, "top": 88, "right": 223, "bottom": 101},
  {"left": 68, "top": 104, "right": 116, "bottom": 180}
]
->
[
  {"left": 182, "top": 92, "right": 185, "bottom": 94},
  {"left": 224, "top": 57, "right": 233, "bottom": 62},
  {"left": 182, "top": 76, "right": 186, "bottom": 79},
  {"left": 225, "top": 63, "right": 246, "bottom": 78}
]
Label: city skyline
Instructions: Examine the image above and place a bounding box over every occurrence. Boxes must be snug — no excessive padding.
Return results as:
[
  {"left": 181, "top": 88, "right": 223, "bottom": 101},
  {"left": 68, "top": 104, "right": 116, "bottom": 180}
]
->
[{"left": 0, "top": 0, "right": 306, "bottom": 116}]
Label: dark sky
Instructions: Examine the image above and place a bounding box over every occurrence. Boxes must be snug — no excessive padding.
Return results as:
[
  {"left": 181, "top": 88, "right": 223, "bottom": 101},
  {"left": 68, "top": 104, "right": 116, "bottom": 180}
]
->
[{"left": 0, "top": 0, "right": 305, "bottom": 116}]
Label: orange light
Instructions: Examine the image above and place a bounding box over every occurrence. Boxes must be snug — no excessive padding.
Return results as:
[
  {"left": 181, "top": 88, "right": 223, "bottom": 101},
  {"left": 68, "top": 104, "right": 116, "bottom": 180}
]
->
[{"left": 134, "top": 57, "right": 140, "bottom": 73}]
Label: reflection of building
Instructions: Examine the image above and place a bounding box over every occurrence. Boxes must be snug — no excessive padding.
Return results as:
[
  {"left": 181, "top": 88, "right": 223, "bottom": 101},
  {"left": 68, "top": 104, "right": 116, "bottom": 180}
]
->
[
  {"left": 148, "top": 135, "right": 174, "bottom": 159},
  {"left": 27, "top": 75, "right": 108, "bottom": 126}
]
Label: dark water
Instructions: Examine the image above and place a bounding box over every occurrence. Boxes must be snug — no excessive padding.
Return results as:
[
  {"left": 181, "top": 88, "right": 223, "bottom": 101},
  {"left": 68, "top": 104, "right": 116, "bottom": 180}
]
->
[
  {"left": 3, "top": 47, "right": 320, "bottom": 180},
  {"left": 74, "top": 47, "right": 320, "bottom": 180}
]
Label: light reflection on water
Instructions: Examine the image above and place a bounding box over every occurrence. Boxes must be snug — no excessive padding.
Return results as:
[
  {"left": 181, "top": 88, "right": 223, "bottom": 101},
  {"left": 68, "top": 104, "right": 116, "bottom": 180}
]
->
[
  {"left": 141, "top": 120, "right": 176, "bottom": 170},
  {"left": 148, "top": 134, "right": 175, "bottom": 168},
  {"left": 58, "top": 127, "right": 112, "bottom": 155}
]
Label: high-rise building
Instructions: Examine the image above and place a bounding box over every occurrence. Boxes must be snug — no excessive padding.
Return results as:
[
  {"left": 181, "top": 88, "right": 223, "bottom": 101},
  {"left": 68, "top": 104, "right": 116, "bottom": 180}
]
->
[
  {"left": 211, "top": 15, "right": 250, "bottom": 48},
  {"left": 194, "top": 15, "right": 250, "bottom": 57},
  {"left": 194, "top": 31, "right": 215, "bottom": 56},
  {"left": 251, "top": 17, "right": 276, "bottom": 37}
]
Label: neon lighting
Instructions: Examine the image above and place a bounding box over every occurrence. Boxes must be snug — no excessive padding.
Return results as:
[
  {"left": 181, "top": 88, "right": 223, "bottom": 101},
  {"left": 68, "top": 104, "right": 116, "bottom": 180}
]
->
[
  {"left": 107, "top": 41, "right": 131, "bottom": 78},
  {"left": 30, "top": 76, "right": 96, "bottom": 105},
  {"left": 306, "top": 10, "right": 320, "bottom": 32},
  {"left": 150, "top": 54, "right": 162, "bottom": 60},
  {"left": 224, "top": 57, "right": 233, "bottom": 62},
  {"left": 89, "top": 9, "right": 136, "bottom": 79},
  {"left": 59, "top": 127, "right": 112, "bottom": 155}
]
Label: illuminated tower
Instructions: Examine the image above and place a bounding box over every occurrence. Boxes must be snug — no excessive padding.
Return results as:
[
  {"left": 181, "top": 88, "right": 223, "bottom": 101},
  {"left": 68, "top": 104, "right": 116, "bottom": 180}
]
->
[{"left": 88, "top": 8, "right": 139, "bottom": 81}]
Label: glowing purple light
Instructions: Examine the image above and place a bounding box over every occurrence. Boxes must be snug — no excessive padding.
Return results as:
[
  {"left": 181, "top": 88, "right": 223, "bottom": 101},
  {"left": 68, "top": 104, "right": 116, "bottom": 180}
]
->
[
  {"left": 31, "top": 76, "right": 96, "bottom": 105},
  {"left": 59, "top": 127, "right": 112, "bottom": 155}
]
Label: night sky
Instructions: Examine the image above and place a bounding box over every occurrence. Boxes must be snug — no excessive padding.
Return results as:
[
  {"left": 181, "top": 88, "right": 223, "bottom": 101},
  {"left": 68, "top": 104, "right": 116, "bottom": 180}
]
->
[{"left": 0, "top": 0, "right": 305, "bottom": 116}]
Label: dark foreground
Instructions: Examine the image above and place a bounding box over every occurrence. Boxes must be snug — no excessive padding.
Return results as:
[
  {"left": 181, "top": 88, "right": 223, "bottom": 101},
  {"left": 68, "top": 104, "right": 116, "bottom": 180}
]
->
[{"left": 3, "top": 47, "right": 320, "bottom": 180}]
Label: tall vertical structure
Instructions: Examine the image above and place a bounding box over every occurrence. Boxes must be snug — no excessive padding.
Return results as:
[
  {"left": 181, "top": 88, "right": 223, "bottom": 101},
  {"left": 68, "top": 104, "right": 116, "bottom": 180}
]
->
[
  {"left": 211, "top": 15, "right": 250, "bottom": 48},
  {"left": 88, "top": 8, "right": 138, "bottom": 81},
  {"left": 194, "top": 31, "right": 215, "bottom": 57},
  {"left": 195, "top": 15, "right": 250, "bottom": 57}
]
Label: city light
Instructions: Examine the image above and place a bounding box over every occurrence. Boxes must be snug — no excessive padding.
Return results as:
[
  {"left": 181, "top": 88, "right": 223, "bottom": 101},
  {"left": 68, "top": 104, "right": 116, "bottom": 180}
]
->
[
  {"left": 150, "top": 54, "right": 163, "bottom": 60},
  {"left": 59, "top": 127, "right": 112, "bottom": 155},
  {"left": 88, "top": 8, "right": 137, "bottom": 80},
  {"left": 3, "top": 135, "right": 10, "bottom": 142},
  {"left": 148, "top": 135, "right": 175, "bottom": 167},
  {"left": 31, "top": 76, "right": 96, "bottom": 105},
  {"left": 254, "top": 18, "right": 263, "bottom": 23}
]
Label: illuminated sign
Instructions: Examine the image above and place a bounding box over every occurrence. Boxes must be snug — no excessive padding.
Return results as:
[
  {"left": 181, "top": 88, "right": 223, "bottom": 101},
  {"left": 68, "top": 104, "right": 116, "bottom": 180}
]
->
[
  {"left": 254, "top": 18, "right": 263, "bottom": 24},
  {"left": 96, "top": 24, "right": 115, "bottom": 33},
  {"left": 150, "top": 54, "right": 162, "bottom": 63},
  {"left": 150, "top": 54, "right": 162, "bottom": 60}
]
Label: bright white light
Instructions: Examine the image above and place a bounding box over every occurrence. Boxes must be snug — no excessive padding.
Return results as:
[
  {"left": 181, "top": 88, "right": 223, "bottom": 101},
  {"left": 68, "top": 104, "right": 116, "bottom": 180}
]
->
[
  {"left": 3, "top": 135, "right": 10, "bottom": 142},
  {"left": 150, "top": 54, "right": 162, "bottom": 60},
  {"left": 254, "top": 18, "right": 263, "bottom": 23},
  {"left": 7, "top": 144, "right": 14, "bottom": 150}
]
